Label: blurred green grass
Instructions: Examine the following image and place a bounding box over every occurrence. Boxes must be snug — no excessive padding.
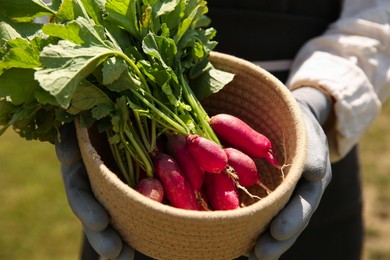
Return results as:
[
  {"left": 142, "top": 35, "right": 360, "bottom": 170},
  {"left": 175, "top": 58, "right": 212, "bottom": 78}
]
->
[
  {"left": 0, "top": 101, "right": 389, "bottom": 259},
  {"left": 0, "top": 129, "right": 82, "bottom": 259},
  {"left": 360, "top": 100, "right": 390, "bottom": 260}
]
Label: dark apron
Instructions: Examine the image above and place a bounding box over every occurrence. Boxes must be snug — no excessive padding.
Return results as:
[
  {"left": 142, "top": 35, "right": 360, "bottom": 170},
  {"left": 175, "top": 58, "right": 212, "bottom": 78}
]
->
[
  {"left": 81, "top": 1, "right": 363, "bottom": 259},
  {"left": 207, "top": 1, "right": 363, "bottom": 260}
]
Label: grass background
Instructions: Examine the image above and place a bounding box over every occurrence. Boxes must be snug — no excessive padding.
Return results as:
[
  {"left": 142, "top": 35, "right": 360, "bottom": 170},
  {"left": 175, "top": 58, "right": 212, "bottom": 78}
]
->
[
  {"left": 0, "top": 101, "right": 389, "bottom": 259},
  {"left": 0, "top": 130, "right": 81, "bottom": 259}
]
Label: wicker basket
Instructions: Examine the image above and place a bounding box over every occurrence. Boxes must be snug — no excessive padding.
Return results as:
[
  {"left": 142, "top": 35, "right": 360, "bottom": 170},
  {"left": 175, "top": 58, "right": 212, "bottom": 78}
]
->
[{"left": 75, "top": 52, "right": 307, "bottom": 260}]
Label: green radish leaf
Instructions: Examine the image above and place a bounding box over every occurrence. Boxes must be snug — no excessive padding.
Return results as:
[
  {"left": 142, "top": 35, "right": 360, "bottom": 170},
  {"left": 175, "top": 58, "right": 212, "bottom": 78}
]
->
[
  {"left": 137, "top": 60, "right": 171, "bottom": 86},
  {"left": 96, "top": 117, "right": 113, "bottom": 133},
  {"left": 102, "top": 57, "right": 128, "bottom": 85},
  {"left": 124, "top": 45, "right": 144, "bottom": 62},
  {"left": 56, "top": 0, "right": 90, "bottom": 21},
  {"left": 0, "top": 16, "right": 43, "bottom": 40},
  {"left": 127, "top": 98, "right": 148, "bottom": 114},
  {"left": 55, "top": 109, "right": 74, "bottom": 124},
  {"left": 34, "top": 40, "right": 115, "bottom": 108},
  {"left": 34, "top": 87, "right": 59, "bottom": 106},
  {"left": 176, "top": 29, "right": 216, "bottom": 72},
  {"left": 0, "top": 100, "right": 16, "bottom": 131},
  {"left": 0, "top": 38, "right": 42, "bottom": 74},
  {"left": 107, "top": 73, "right": 141, "bottom": 92},
  {"left": 116, "top": 96, "right": 129, "bottom": 123},
  {"left": 33, "top": 108, "right": 56, "bottom": 134},
  {"left": 108, "top": 132, "right": 120, "bottom": 144},
  {"left": 5, "top": 102, "right": 60, "bottom": 143},
  {"left": 0, "top": 0, "right": 55, "bottom": 22},
  {"left": 78, "top": 110, "right": 95, "bottom": 128},
  {"left": 161, "top": 83, "right": 179, "bottom": 107},
  {"left": 67, "top": 80, "right": 113, "bottom": 115},
  {"left": 142, "top": 0, "right": 180, "bottom": 34},
  {"left": 105, "top": 0, "right": 140, "bottom": 39},
  {"left": 190, "top": 63, "right": 235, "bottom": 100},
  {"left": 42, "top": 22, "right": 88, "bottom": 45},
  {"left": 50, "top": 0, "right": 63, "bottom": 11},
  {"left": 155, "top": 0, "right": 179, "bottom": 17},
  {"left": 0, "top": 19, "right": 21, "bottom": 41},
  {"left": 197, "top": 27, "right": 217, "bottom": 52},
  {"left": 92, "top": 103, "right": 115, "bottom": 120},
  {"left": 179, "top": 27, "right": 216, "bottom": 63},
  {"left": 178, "top": 112, "right": 196, "bottom": 132},
  {"left": 79, "top": 0, "right": 106, "bottom": 25},
  {"left": 0, "top": 68, "right": 38, "bottom": 105},
  {"left": 78, "top": 0, "right": 132, "bottom": 52},
  {"left": 195, "top": 14, "right": 211, "bottom": 28},
  {"left": 142, "top": 33, "right": 177, "bottom": 68},
  {"left": 111, "top": 114, "right": 120, "bottom": 133},
  {"left": 55, "top": 0, "right": 129, "bottom": 52},
  {"left": 156, "top": 0, "right": 182, "bottom": 35},
  {"left": 42, "top": 17, "right": 107, "bottom": 47},
  {"left": 141, "top": 33, "right": 179, "bottom": 91},
  {"left": 174, "top": 0, "right": 207, "bottom": 43},
  {"left": 8, "top": 103, "right": 40, "bottom": 131},
  {"left": 0, "top": 34, "right": 58, "bottom": 74}
]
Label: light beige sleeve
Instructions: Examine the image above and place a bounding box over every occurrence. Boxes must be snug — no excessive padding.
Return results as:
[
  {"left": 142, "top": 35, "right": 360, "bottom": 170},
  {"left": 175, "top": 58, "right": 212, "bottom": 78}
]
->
[{"left": 287, "top": 0, "right": 390, "bottom": 162}]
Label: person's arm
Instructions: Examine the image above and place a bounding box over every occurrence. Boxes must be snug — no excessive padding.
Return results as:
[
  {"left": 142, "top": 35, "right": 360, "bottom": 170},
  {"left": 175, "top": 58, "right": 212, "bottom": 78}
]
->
[
  {"left": 287, "top": 0, "right": 390, "bottom": 162},
  {"left": 251, "top": 1, "right": 390, "bottom": 259}
]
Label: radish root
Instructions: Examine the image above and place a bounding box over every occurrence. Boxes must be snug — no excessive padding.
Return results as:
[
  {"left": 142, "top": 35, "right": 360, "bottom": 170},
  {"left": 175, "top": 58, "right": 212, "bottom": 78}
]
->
[
  {"left": 224, "top": 166, "right": 263, "bottom": 200},
  {"left": 275, "top": 132, "right": 292, "bottom": 180},
  {"left": 195, "top": 191, "right": 211, "bottom": 211},
  {"left": 256, "top": 179, "right": 273, "bottom": 194}
]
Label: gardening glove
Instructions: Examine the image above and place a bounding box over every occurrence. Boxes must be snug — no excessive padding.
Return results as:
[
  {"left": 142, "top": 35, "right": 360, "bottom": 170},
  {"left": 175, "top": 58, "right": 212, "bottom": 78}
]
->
[
  {"left": 55, "top": 123, "right": 135, "bottom": 260},
  {"left": 250, "top": 86, "right": 333, "bottom": 260}
]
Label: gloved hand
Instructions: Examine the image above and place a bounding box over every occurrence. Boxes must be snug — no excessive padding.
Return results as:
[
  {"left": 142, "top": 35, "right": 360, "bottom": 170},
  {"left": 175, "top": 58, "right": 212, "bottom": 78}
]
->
[
  {"left": 55, "top": 123, "right": 134, "bottom": 260},
  {"left": 249, "top": 86, "right": 333, "bottom": 260}
]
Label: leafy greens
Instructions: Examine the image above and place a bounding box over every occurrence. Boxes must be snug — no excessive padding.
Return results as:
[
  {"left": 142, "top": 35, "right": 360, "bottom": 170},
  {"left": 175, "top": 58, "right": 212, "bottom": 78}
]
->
[{"left": 0, "top": 0, "right": 234, "bottom": 187}]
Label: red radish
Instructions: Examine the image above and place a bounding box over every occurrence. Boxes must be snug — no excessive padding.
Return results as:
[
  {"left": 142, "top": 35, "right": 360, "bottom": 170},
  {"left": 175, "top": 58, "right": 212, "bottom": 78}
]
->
[
  {"left": 210, "top": 114, "right": 279, "bottom": 167},
  {"left": 224, "top": 147, "right": 259, "bottom": 187},
  {"left": 224, "top": 148, "right": 272, "bottom": 194},
  {"left": 186, "top": 134, "right": 228, "bottom": 174},
  {"left": 154, "top": 153, "right": 201, "bottom": 210},
  {"left": 204, "top": 172, "right": 239, "bottom": 210},
  {"left": 166, "top": 133, "right": 205, "bottom": 191},
  {"left": 136, "top": 177, "right": 164, "bottom": 203}
]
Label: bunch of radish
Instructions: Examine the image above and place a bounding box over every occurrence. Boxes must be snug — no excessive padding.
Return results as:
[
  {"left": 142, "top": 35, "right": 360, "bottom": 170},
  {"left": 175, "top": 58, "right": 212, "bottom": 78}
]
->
[
  {"left": 135, "top": 113, "right": 280, "bottom": 211},
  {"left": 0, "top": 0, "right": 281, "bottom": 211}
]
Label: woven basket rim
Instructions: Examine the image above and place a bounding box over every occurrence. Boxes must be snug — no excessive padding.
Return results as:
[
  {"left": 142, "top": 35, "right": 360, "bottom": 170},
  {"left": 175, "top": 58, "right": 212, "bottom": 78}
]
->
[{"left": 76, "top": 51, "right": 307, "bottom": 220}]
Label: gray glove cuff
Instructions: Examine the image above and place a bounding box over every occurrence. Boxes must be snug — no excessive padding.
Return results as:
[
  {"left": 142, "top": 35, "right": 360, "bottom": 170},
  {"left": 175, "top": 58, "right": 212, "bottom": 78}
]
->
[{"left": 292, "top": 86, "right": 333, "bottom": 126}]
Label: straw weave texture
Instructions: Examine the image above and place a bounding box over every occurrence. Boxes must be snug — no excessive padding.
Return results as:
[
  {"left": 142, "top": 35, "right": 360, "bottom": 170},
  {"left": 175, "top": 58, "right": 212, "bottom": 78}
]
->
[{"left": 76, "top": 52, "right": 307, "bottom": 260}]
